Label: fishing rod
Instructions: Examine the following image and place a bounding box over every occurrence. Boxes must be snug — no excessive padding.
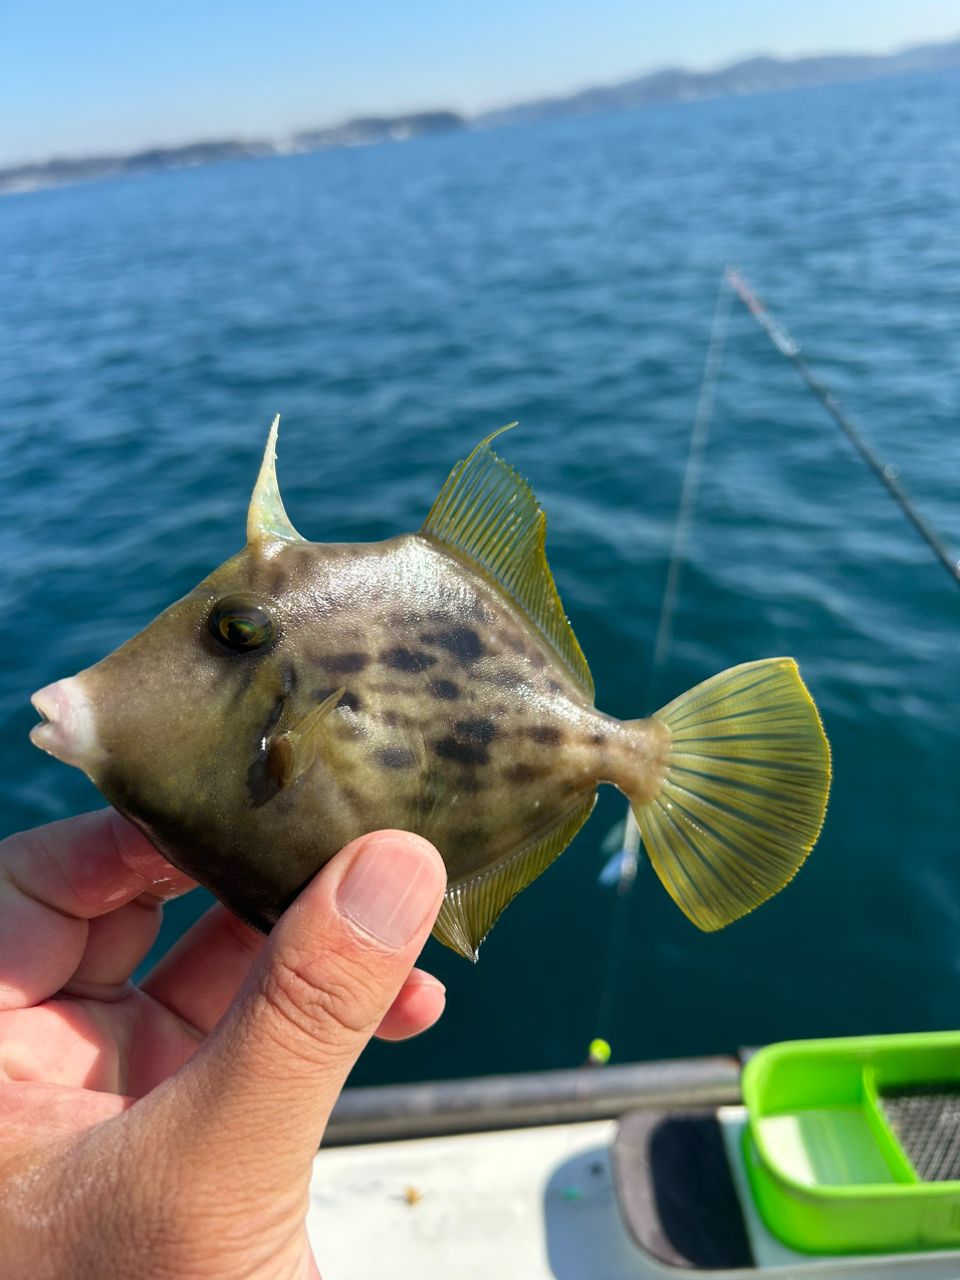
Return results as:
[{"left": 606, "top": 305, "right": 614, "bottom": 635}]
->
[
  {"left": 726, "top": 266, "right": 960, "bottom": 591},
  {"left": 586, "top": 266, "right": 958, "bottom": 1065}
]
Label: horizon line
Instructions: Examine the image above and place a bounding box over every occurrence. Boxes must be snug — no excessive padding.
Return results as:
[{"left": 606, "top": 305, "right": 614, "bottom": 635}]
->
[{"left": 3, "top": 28, "right": 957, "bottom": 175}]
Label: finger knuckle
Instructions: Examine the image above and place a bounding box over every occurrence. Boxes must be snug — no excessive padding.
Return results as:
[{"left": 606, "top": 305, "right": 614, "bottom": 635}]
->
[{"left": 259, "top": 947, "right": 378, "bottom": 1051}]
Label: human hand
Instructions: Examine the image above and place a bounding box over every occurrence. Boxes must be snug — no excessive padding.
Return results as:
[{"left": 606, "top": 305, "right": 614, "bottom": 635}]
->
[{"left": 0, "top": 810, "right": 447, "bottom": 1279}]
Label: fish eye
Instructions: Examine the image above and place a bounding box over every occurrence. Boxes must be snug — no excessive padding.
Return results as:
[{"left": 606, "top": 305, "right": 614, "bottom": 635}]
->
[{"left": 208, "top": 595, "right": 277, "bottom": 653}]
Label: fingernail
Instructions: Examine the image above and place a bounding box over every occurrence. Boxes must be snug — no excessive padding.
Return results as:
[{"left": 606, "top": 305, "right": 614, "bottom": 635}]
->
[
  {"left": 336, "top": 837, "right": 441, "bottom": 949},
  {"left": 103, "top": 883, "right": 136, "bottom": 905},
  {"left": 406, "top": 972, "right": 446, "bottom": 994}
]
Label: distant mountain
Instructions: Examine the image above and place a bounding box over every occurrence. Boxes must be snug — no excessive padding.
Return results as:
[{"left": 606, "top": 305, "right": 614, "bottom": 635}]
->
[
  {"left": 3, "top": 34, "right": 958, "bottom": 197},
  {"left": 0, "top": 140, "right": 278, "bottom": 196},
  {"left": 477, "top": 36, "right": 960, "bottom": 127},
  {"left": 0, "top": 111, "right": 466, "bottom": 196},
  {"left": 293, "top": 111, "right": 464, "bottom": 151}
]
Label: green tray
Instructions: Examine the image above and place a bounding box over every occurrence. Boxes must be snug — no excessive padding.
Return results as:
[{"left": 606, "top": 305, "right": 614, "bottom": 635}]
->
[{"left": 742, "top": 1031, "right": 960, "bottom": 1254}]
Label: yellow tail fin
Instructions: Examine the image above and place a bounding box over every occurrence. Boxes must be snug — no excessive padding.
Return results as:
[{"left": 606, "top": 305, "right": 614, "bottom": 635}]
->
[{"left": 631, "top": 658, "right": 830, "bottom": 931}]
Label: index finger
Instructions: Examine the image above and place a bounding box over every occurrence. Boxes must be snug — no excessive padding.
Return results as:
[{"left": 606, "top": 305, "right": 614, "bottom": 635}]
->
[{"left": 0, "top": 809, "right": 196, "bottom": 1010}]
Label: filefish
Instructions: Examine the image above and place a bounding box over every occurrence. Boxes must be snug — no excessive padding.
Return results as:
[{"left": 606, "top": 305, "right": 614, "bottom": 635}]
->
[{"left": 30, "top": 420, "right": 831, "bottom": 959}]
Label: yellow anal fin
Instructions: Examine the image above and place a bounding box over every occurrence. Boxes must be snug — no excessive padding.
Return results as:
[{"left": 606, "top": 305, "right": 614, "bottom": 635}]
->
[
  {"left": 632, "top": 658, "right": 830, "bottom": 931},
  {"left": 420, "top": 428, "right": 594, "bottom": 701},
  {"left": 434, "top": 791, "right": 596, "bottom": 960},
  {"left": 268, "top": 686, "right": 345, "bottom": 788}
]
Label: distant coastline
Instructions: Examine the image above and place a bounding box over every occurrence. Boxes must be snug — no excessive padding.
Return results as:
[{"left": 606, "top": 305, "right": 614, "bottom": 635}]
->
[
  {"left": 3, "top": 35, "right": 958, "bottom": 197},
  {"left": 476, "top": 34, "right": 960, "bottom": 127},
  {"left": 0, "top": 112, "right": 466, "bottom": 197}
]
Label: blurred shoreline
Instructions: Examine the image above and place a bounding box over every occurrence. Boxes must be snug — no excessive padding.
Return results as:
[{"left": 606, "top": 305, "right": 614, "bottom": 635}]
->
[{"left": 3, "top": 33, "right": 957, "bottom": 197}]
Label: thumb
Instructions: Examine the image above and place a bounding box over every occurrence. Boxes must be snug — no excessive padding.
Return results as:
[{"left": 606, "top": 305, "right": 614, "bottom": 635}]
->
[{"left": 150, "top": 830, "right": 446, "bottom": 1194}]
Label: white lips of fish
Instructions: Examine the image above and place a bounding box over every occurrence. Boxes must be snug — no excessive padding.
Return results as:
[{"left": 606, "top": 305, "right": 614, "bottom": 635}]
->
[{"left": 30, "top": 677, "right": 104, "bottom": 774}]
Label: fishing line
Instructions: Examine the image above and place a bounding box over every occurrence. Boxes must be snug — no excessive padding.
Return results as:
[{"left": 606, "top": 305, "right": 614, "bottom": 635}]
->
[
  {"left": 726, "top": 266, "right": 960, "bottom": 591},
  {"left": 586, "top": 275, "right": 732, "bottom": 1062},
  {"left": 651, "top": 279, "right": 734, "bottom": 692},
  {"left": 586, "top": 266, "right": 958, "bottom": 1064}
]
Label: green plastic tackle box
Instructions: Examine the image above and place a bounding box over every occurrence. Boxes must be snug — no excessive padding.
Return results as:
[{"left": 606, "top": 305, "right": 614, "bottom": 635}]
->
[{"left": 742, "top": 1031, "right": 960, "bottom": 1254}]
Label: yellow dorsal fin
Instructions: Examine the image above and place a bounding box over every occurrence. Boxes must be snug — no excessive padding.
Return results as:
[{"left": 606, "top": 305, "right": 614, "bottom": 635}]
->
[
  {"left": 434, "top": 791, "right": 596, "bottom": 960},
  {"left": 421, "top": 428, "right": 594, "bottom": 700}
]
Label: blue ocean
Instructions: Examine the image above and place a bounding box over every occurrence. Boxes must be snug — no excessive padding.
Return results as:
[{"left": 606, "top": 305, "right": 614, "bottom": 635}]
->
[{"left": 1, "top": 69, "right": 958, "bottom": 1087}]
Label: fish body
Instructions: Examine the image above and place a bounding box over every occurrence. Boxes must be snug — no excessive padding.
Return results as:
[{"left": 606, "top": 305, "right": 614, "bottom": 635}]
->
[{"left": 30, "top": 421, "right": 830, "bottom": 958}]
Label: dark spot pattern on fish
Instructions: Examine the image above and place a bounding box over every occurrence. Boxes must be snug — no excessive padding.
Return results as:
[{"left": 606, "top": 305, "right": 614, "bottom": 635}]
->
[
  {"left": 227, "top": 662, "right": 260, "bottom": 699},
  {"left": 499, "top": 629, "right": 529, "bottom": 655},
  {"left": 263, "top": 556, "right": 293, "bottom": 600},
  {"left": 454, "top": 717, "right": 497, "bottom": 745},
  {"left": 451, "top": 772, "right": 487, "bottom": 794},
  {"left": 435, "top": 737, "right": 489, "bottom": 767},
  {"left": 374, "top": 746, "right": 418, "bottom": 770},
  {"left": 421, "top": 625, "right": 485, "bottom": 664},
  {"left": 502, "top": 761, "right": 549, "bottom": 784},
  {"left": 342, "top": 784, "right": 364, "bottom": 810},
  {"left": 383, "top": 708, "right": 416, "bottom": 726},
  {"left": 421, "top": 598, "right": 487, "bottom": 623},
  {"left": 458, "top": 825, "right": 489, "bottom": 848},
  {"left": 524, "top": 724, "right": 563, "bottom": 746},
  {"left": 428, "top": 677, "right": 460, "bottom": 701},
  {"left": 382, "top": 646, "right": 437, "bottom": 673},
  {"left": 388, "top": 609, "right": 424, "bottom": 628},
  {"left": 324, "top": 651, "right": 370, "bottom": 674},
  {"left": 589, "top": 732, "right": 606, "bottom": 745},
  {"left": 483, "top": 668, "right": 528, "bottom": 690},
  {"left": 314, "top": 686, "right": 362, "bottom": 712}
]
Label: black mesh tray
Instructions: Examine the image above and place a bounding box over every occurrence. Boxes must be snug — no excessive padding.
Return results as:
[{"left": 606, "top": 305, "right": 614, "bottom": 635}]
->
[{"left": 880, "top": 1084, "right": 960, "bottom": 1182}]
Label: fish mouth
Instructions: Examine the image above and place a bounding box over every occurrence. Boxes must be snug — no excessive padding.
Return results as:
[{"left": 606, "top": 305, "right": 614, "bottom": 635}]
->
[{"left": 30, "top": 677, "right": 103, "bottom": 771}]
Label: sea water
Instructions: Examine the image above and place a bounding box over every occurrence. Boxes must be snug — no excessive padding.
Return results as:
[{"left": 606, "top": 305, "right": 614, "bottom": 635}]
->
[{"left": 1, "top": 69, "right": 958, "bottom": 1086}]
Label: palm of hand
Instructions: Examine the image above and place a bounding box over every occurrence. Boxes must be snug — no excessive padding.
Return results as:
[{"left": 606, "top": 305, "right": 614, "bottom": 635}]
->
[{"left": 0, "top": 810, "right": 446, "bottom": 1279}]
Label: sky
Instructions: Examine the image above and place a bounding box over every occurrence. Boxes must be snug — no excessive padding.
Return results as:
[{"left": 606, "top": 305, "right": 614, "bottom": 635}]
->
[{"left": 2, "top": 0, "right": 959, "bottom": 166}]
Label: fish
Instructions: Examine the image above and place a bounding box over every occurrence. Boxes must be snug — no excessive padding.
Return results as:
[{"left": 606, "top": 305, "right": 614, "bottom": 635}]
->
[{"left": 29, "top": 419, "right": 831, "bottom": 960}]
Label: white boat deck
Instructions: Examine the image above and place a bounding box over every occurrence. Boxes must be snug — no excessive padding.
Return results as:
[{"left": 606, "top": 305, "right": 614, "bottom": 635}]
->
[
  {"left": 309, "top": 1119, "right": 645, "bottom": 1280},
  {"left": 307, "top": 1114, "right": 960, "bottom": 1279}
]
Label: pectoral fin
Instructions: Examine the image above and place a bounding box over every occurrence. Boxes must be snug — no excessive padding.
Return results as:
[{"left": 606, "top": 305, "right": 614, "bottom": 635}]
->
[{"left": 267, "top": 687, "right": 345, "bottom": 788}]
